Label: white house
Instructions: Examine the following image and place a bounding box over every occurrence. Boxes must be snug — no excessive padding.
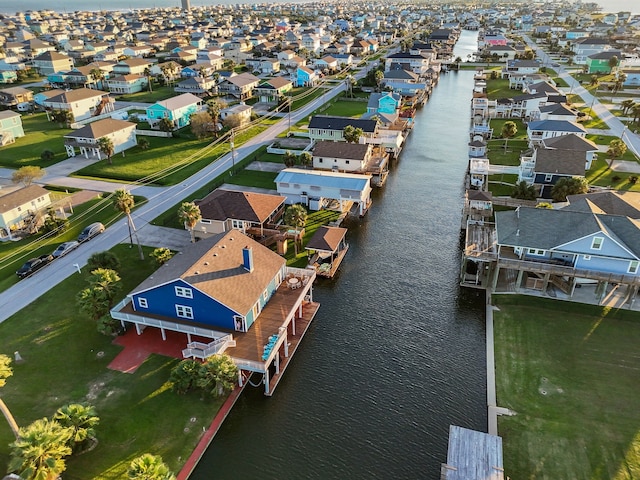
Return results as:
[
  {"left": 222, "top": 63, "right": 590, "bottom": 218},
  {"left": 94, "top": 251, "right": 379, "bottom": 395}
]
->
[
  {"left": 63, "top": 118, "right": 137, "bottom": 159},
  {"left": 0, "top": 185, "right": 52, "bottom": 239},
  {"left": 43, "top": 88, "right": 114, "bottom": 121}
]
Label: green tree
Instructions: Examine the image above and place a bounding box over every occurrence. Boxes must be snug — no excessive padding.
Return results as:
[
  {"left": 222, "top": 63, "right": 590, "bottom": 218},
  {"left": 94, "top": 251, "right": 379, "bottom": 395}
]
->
[
  {"left": 12, "top": 166, "right": 45, "bottom": 187},
  {"left": 127, "top": 453, "right": 176, "bottom": 480},
  {"left": 177, "top": 201, "right": 202, "bottom": 243},
  {"left": 137, "top": 137, "right": 150, "bottom": 150},
  {"left": 589, "top": 75, "right": 599, "bottom": 88},
  {"left": 169, "top": 359, "right": 203, "bottom": 394},
  {"left": 40, "top": 150, "right": 55, "bottom": 162},
  {"left": 284, "top": 204, "right": 307, "bottom": 229},
  {"left": 283, "top": 150, "right": 297, "bottom": 168},
  {"left": 89, "top": 68, "right": 104, "bottom": 89},
  {"left": 551, "top": 177, "right": 588, "bottom": 202},
  {"left": 112, "top": 189, "right": 144, "bottom": 259},
  {"left": 606, "top": 138, "right": 627, "bottom": 168},
  {"left": 206, "top": 99, "right": 223, "bottom": 134},
  {"left": 298, "top": 151, "right": 313, "bottom": 168},
  {"left": 149, "top": 247, "right": 173, "bottom": 265},
  {"left": 97, "top": 136, "right": 115, "bottom": 165},
  {"left": 608, "top": 55, "right": 619, "bottom": 74},
  {"left": 343, "top": 125, "right": 364, "bottom": 143},
  {"left": 50, "top": 109, "right": 73, "bottom": 127},
  {"left": 87, "top": 268, "right": 122, "bottom": 309},
  {"left": 374, "top": 69, "right": 384, "bottom": 89},
  {"left": 158, "top": 117, "right": 174, "bottom": 132},
  {"left": 77, "top": 286, "right": 110, "bottom": 322},
  {"left": 8, "top": 417, "right": 73, "bottom": 480},
  {"left": 53, "top": 404, "right": 99, "bottom": 452},
  {"left": 620, "top": 100, "right": 635, "bottom": 115},
  {"left": 501, "top": 121, "right": 517, "bottom": 152},
  {"left": 190, "top": 111, "right": 214, "bottom": 139},
  {"left": 511, "top": 180, "right": 537, "bottom": 200},
  {"left": 143, "top": 66, "right": 153, "bottom": 92},
  {"left": 0, "top": 354, "right": 20, "bottom": 440},
  {"left": 197, "top": 354, "right": 239, "bottom": 397},
  {"left": 87, "top": 251, "right": 121, "bottom": 272}
]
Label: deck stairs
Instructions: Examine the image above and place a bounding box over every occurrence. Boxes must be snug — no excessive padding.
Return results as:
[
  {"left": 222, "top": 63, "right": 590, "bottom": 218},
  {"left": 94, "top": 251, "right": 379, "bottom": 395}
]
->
[{"left": 182, "top": 335, "right": 236, "bottom": 360}]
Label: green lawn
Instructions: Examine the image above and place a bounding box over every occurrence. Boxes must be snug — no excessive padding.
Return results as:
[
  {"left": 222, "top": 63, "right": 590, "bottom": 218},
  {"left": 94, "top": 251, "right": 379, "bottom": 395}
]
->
[
  {"left": 225, "top": 170, "right": 277, "bottom": 190},
  {"left": 321, "top": 98, "right": 367, "bottom": 117},
  {"left": 283, "top": 209, "right": 342, "bottom": 267},
  {"left": 489, "top": 119, "right": 527, "bottom": 140},
  {"left": 586, "top": 157, "right": 640, "bottom": 191},
  {"left": 0, "top": 245, "right": 224, "bottom": 479},
  {"left": 487, "top": 139, "right": 528, "bottom": 166},
  {"left": 114, "top": 85, "right": 175, "bottom": 103},
  {"left": 1, "top": 113, "right": 72, "bottom": 168},
  {"left": 579, "top": 108, "right": 609, "bottom": 130},
  {"left": 486, "top": 78, "right": 520, "bottom": 100},
  {"left": 488, "top": 174, "right": 519, "bottom": 196},
  {"left": 0, "top": 195, "right": 144, "bottom": 292},
  {"left": 494, "top": 295, "right": 640, "bottom": 480}
]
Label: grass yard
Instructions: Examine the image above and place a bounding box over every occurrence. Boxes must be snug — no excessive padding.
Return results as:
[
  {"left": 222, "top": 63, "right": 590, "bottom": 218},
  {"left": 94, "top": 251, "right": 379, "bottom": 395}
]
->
[
  {"left": 283, "top": 209, "right": 342, "bottom": 267},
  {"left": 488, "top": 174, "right": 519, "bottom": 196},
  {"left": 115, "top": 85, "right": 175, "bottom": 103},
  {"left": 1, "top": 113, "right": 72, "bottom": 168},
  {"left": 579, "top": 108, "right": 609, "bottom": 130},
  {"left": 586, "top": 157, "right": 640, "bottom": 191},
  {"left": 225, "top": 170, "right": 277, "bottom": 190},
  {"left": 0, "top": 245, "right": 223, "bottom": 479},
  {"left": 291, "top": 87, "right": 326, "bottom": 111},
  {"left": 493, "top": 295, "right": 640, "bottom": 480},
  {"left": 486, "top": 78, "right": 520, "bottom": 100},
  {"left": 0, "top": 195, "right": 144, "bottom": 291},
  {"left": 320, "top": 98, "right": 367, "bottom": 117},
  {"left": 489, "top": 119, "right": 527, "bottom": 140},
  {"left": 487, "top": 139, "right": 528, "bottom": 166}
]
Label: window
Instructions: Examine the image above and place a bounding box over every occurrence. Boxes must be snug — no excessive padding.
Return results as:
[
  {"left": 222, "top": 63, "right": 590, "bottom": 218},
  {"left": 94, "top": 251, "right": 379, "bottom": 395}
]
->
[
  {"left": 138, "top": 297, "right": 148, "bottom": 308},
  {"left": 175, "top": 305, "right": 194, "bottom": 320},
  {"left": 527, "top": 248, "right": 545, "bottom": 256},
  {"left": 200, "top": 219, "right": 211, "bottom": 224},
  {"left": 545, "top": 174, "right": 553, "bottom": 182},
  {"left": 263, "top": 290, "right": 269, "bottom": 302},
  {"left": 591, "top": 237, "right": 603, "bottom": 250},
  {"left": 629, "top": 261, "right": 639, "bottom": 274},
  {"left": 175, "top": 286, "right": 193, "bottom": 298},
  {"left": 346, "top": 160, "right": 350, "bottom": 164},
  {"left": 319, "top": 158, "right": 323, "bottom": 163},
  {"left": 231, "top": 219, "right": 244, "bottom": 230},
  {"left": 583, "top": 255, "right": 591, "bottom": 261}
]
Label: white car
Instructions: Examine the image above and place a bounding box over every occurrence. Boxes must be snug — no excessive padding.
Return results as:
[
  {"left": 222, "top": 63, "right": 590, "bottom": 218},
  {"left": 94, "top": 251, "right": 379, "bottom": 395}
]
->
[{"left": 52, "top": 241, "right": 79, "bottom": 259}]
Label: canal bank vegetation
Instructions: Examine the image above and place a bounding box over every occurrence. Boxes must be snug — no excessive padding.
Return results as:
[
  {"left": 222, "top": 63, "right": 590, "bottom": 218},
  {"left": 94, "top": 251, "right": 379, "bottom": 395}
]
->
[
  {"left": 0, "top": 245, "right": 223, "bottom": 478},
  {"left": 493, "top": 295, "right": 640, "bottom": 479}
]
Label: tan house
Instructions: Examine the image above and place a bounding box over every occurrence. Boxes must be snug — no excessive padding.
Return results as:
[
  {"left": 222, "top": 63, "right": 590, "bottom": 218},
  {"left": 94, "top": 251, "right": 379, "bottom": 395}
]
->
[
  {"left": 43, "top": 88, "right": 114, "bottom": 121},
  {"left": 192, "top": 188, "right": 286, "bottom": 240},
  {"left": 32, "top": 51, "right": 74, "bottom": 75},
  {"left": 0, "top": 185, "right": 52, "bottom": 239},
  {"left": 107, "top": 74, "right": 149, "bottom": 94},
  {"left": 63, "top": 118, "right": 137, "bottom": 159},
  {"left": 219, "top": 72, "right": 260, "bottom": 100},
  {"left": 0, "top": 86, "right": 33, "bottom": 107}
]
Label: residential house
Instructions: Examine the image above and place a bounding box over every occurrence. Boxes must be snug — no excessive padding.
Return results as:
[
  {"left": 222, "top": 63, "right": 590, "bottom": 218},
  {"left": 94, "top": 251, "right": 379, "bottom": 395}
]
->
[
  {"left": 192, "top": 188, "right": 285, "bottom": 239},
  {"left": 573, "top": 37, "right": 611, "bottom": 64},
  {"left": 536, "top": 103, "right": 579, "bottom": 122},
  {"left": 308, "top": 115, "right": 378, "bottom": 143},
  {"left": 219, "top": 72, "right": 260, "bottom": 100},
  {"left": 565, "top": 191, "right": 640, "bottom": 219},
  {"left": 43, "top": 88, "right": 114, "bottom": 121},
  {"left": 112, "top": 58, "right": 152, "bottom": 76},
  {"left": 0, "top": 86, "right": 33, "bottom": 107},
  {"left": 586, "top": 50, "right": 622, "bottom": 74},
  {"left": 294, "top": 66, "right": 318, "bottom": 87},
  {"left": 32, "top": 51, "right": 74, "bottom": 75},
  {"left": 315, "top": 55, "right": 339, "bottom": 73},
  {"left": 63, "top": 117, "right": 137, "bottom": 158},
  {"left": 518, "top": 148, "right": 586, "bottom": 198},
  {"left": 110, "top": 229, "right": 319, "bottom": 396},
  {"left": 196, "top": 52, "right": 225, "bottom": 70},
  {"left": 33, "top": 88, "right": 64, "bottom": 108},
  {"left": 487, "top": 45, "right": 517, "bottom": 60},
  {"left": 220, "top": 103, "right": 252, "bottom": 127},
  {"left": 246, "top": 58, "right": 281, "bottom": 75},
  {"left": 107, "top": 74, "right": 149, "bottom": 94},
  {"left": 0, "top": 111, "right": 25, "bottom": 146},
  {"left": 174, "top": 76, "right": 217, "bottom": 96},
  {"left": 366, "top": 92, "right": 401, "bottom": 115},
  {"left": 384, "top": 52, "right": 431, "bottom": 75},
  {"left": 254, "top": 77, "right": 293, "bottom": 103},
  {"left": 622, "top": 68, "right": 640, "bottom": 87},
  {"left": 145, "top": 93, "right": 202, "bottom": 130},
  {"left": 312, "top": 140, "right": 389, "bottom": 183},
  {"left": 493, "top": 207, "right": 640, "bottom": 300},
  {"left": 0, "top": 185, "right": 51, "bottom": 239},
  {"left": 502, "top": 59, "right": 541, "bottom": 81},
  {"left": 275, "top": 168, "right": 372, "bottom": 216},
  {"left": 0, "top": 71, "right": 18, "bottom": 84},
  {"left": 542, "top": 133, "right": 598, "bottom": 167},
  {"left": 123, "top": 45, "right": 155, "bottom": 58},
  {"left": 527, "top": 119, "right": 586, "bottom": 147}
]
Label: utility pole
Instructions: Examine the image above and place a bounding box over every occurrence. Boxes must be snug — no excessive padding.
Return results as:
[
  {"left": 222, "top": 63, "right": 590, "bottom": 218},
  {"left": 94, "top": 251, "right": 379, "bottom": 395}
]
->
[
  {"left": 287, "top": 96, "right": 291, "bottom": 136},
  {"left": 230, "top": 129, "right": 236, "bottom": 175}
]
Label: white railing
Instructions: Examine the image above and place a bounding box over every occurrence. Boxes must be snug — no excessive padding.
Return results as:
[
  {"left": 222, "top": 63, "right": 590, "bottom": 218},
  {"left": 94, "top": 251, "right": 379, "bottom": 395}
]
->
[
  {"left": 136, "top": 129, "right": 173, "bottom": 137},
  {"left": 111, "top": 298, "right": 224, "bottom": 339}
]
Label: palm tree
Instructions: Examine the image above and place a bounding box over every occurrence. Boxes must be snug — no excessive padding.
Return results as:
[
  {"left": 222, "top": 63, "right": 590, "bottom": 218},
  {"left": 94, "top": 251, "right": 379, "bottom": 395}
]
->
[
  {"left": 177, "top": 201, "right": 202, "bottom": 243},
  {"left": 127, "top": 453, "right": 176, "bottom": 480},
  {"left": 620, "top": 99, "right": 635, "bottom": 116},
  {"left": 97, "top": 136, "right": 114, "bottom": 164},
  {"left": 511, "top": 180, "right": 537, "bottom": 201},
  {"left": 53, "top": 404, "right": 99, "bottom": 451},
  {"left": 298, "top": 151, "right": 312, "bottom": 168},
  {"left": 89, "top": 68, "right": 104, "bottom": 90},
  {"left": 197, "top": 354, "right": 238, "bottom": 397},
  {"left": 8, "top": 417, "right": 73, "bottom": 480},
  {"left": 284, "top": 204, "right": 307, "bottom": 254},
  {"left": 343, "top": 125, "right": 364, "bottom": 143},
  {"left": 137, "top": 137, "right": 150, "bottom": 150},
  {"left": 143, "top": 66, "right": 153, "bottom": 92},
  {"left": 112, "top": 189, "right": 144, "bottom": 259},
  {"left": 283, "top": 150, "right": 297, "bottom": 167},
  {"left": 87, "top": 268, "right": 122, "bottom": 308},
  {"left": 206, "top": 99, "right": 222, "bottom": 135},
  {"left": 0, "top": 354, "right": 20, "bottom": 440},
  {"left": 606, "top": 138, "right": 627, "bottom": 169},
  {"left": 501, "top": 121, "right": 517, "bottom": 152}
]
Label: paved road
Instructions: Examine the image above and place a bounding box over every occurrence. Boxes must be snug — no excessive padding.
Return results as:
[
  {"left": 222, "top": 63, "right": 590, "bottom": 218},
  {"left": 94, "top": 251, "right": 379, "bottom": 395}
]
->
[
  {"left": 522, "top": 35, "right": 640, "bottom": 159},
  {"left": 0, "top": 79, "right": 348, "bottom": 323}
]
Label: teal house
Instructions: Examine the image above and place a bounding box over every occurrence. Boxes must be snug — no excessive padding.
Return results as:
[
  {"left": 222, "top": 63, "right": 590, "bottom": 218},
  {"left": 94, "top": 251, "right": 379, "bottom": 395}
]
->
[
  {"left": 145, "top": 92, "right": 202, "bottom": 130},
  {"left": 366, "top": 92, "right": 401, "bottom": 115},
  {"left": 0, "top": 111, "right": 25, "bottom": 145},
  {"left": 295, "top": 66, "right": 317, "bottom": 87},
  {"left": 586, "top": 51, "right": 621, "bottom": 74},
  {"left": 0, "top": 71, "right": 18, "bottom": 83}
]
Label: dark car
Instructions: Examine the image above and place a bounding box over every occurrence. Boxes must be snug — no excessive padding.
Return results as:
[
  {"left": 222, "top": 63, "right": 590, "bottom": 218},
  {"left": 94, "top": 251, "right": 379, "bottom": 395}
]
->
[
  {"left": 77, "top": 222, "right": 105, "bottom": 243},
  {"left": 52, "top": 241, "right": 79, "bottom": 259},
  {"left": 16, "top": 254, "right": 54, "bottom": 279}
]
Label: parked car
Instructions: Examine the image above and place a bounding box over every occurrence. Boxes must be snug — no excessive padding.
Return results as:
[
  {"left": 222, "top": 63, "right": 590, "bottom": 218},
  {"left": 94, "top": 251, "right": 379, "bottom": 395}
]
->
[
  {"left": 16, "top": 254, "right": 54, "bottom": 279},
  {"left": 52, "top": 241, "right": 79, "bottom": 259},
  {"left": 77, "top": 222, "right": 105, "bottom": 243}
]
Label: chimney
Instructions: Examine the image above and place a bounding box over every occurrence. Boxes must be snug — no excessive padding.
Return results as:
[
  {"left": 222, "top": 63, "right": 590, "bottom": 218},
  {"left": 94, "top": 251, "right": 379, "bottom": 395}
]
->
[{"left": 242, "top": 246, "right": 254, "bottom": 272}]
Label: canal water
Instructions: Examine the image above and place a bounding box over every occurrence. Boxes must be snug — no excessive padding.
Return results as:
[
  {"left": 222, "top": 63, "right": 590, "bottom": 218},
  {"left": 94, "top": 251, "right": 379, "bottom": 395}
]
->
[{"left": 191, "top": 32, "right": 486, "bottom": 479}]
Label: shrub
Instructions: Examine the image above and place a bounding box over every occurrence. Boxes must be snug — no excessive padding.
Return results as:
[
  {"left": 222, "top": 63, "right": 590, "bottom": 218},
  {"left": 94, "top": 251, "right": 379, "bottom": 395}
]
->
[
  {"left": 629, "top": 176, "right": 638, "bottom": 185},
  {"left": 41, "top": 149, "right": 55, "bottom": 162},
  {"left": 149, "top": 247, "right": 173, "bottom": 265},
  {"left": 87, "top": 251, "right": 121, "bottom": 272}
]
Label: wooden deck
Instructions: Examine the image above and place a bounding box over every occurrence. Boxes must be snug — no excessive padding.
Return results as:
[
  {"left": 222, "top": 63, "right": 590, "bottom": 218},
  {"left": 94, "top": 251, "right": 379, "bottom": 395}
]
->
[
  {"left": 441, "top": 425, "right": 504, "bottom": 480},
  {"left": 228, "top": 277, "right": 316, "bottom": 365},
  {"left": 309, "top": 245, "right": 349, "bottom": 278}
]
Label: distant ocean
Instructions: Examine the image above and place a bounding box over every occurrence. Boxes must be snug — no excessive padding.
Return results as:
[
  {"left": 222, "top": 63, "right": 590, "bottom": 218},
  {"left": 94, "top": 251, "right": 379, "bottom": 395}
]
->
[{"left": 0, "top": 0, "right": 637, "bottom": 15}]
